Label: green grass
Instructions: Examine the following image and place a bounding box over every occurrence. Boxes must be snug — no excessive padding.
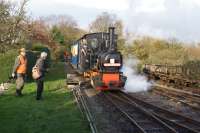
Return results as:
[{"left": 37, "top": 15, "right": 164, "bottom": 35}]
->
[{"left": 0, "top": 62, "right": 90, "bottom": 133}]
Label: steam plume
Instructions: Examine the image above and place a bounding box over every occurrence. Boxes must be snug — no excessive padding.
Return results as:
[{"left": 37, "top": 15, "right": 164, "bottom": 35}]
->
[{"left": 123, "top": 58, "right": 152, "bottom": 93}]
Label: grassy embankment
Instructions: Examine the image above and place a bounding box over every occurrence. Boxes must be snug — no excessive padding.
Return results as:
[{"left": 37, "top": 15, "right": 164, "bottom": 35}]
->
[{"left": 0, "top": 60, "right": 90, "bottom": 133}]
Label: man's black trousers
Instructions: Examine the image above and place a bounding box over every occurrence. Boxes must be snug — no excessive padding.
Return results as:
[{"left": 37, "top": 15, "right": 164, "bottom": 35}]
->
[{"left": 36, "top": 77, "right": 44, "bottom": 100}]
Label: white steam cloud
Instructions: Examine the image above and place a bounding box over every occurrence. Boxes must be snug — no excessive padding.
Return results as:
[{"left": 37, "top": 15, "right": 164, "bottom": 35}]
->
[{"left": 123, "top": 58, "right": 152, "bottom": 93}]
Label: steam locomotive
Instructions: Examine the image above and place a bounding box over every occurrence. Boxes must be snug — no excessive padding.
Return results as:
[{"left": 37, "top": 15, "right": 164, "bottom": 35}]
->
[{"left": 70, "top": 27, "right": 127, "bottom": 90}]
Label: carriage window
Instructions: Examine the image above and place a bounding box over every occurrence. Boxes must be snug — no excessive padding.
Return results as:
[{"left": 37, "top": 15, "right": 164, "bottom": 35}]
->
[
  {"left": 81, "top": 39, "right": 87, "bottom": 45},
  {"left": 90, "top": 39, "right": 98, "bottom": 49}
]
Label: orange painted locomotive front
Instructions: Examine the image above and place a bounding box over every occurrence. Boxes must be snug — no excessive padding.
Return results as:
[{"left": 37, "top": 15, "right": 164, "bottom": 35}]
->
[
  {"left": 84, "top": 70, "right": 123, "bottom": 90},
  {"left": 102, "top": 73, "right": 120, "bottom": 84},
  {"left": 96, "top": 73, "right": 121, "bottom": 90}
]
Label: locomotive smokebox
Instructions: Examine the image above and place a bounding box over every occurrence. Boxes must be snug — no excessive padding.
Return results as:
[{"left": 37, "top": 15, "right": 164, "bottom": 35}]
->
[{"left": 109, "top": 27, "right": 116, "bottom": 51}]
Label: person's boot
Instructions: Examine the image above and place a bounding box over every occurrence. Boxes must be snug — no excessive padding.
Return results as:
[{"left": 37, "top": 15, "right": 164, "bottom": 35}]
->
[
  {"left": 36, "top": 92, "right": 41, "bottom": 100},
  {"left": 15, "top": 90, "right": 20, "bottom": 96},
  {"left": 16, "top": 90, "right": 23, "bottom": 97},
  {"left": 36, "top": 96, "right": 43, "bottom": 100},
  {"left": 18, "top": 91, "right": 23, "bottom": 96}
]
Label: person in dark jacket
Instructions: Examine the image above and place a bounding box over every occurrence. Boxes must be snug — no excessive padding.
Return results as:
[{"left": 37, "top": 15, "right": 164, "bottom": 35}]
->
[{"left": 34, "top": 52, "right": 48, "bottom": 100}]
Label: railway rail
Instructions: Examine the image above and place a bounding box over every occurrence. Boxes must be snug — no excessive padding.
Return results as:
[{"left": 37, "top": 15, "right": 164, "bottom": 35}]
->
[
  {"left": 167, "top": 85, "right": 200, "bottom": 95},
  {"left": 104, "top": 92, "right": 177, "bottom": 133},
  {"left": 71, "top": 83, "right": 98, "bottom": 133},
  {"left": 153, "top": 84, "right": 200, "bottom": 110},
  {"left": 114, "top": 91, "right": 200, "bottom": 133}
]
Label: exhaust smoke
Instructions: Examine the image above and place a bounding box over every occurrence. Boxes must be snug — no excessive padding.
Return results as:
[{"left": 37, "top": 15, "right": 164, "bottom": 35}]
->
[{"left": 123, "top": 58, "right": 152, "bottom": 93}]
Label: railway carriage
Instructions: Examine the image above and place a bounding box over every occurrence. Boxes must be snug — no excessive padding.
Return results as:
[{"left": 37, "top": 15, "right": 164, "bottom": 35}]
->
[{"left": 70, "top": 27, "right": 127, "bottom": 90}]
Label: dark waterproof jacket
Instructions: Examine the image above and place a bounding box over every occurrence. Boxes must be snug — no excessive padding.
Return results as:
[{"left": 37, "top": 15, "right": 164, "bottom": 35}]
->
[{"left": 35, "top": 58, "right": 46, "bottom": 77}]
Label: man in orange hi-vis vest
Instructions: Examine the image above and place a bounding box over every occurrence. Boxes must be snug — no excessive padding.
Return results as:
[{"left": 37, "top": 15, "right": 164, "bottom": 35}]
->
[{"left": 12, "top": 48, "right": 27, "bottom": 96}]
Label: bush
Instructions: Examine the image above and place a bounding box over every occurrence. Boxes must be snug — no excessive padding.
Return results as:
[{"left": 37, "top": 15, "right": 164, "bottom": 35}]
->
[
  {"left": 31, "top": 43, "right": 51, "bottom": 68},
  {"left": 0, "top": 50, "right": 17, "bottom": 83},
  {"left": 183, "top": 60, "right": 200, "bottom": 80},
  {"left": 53, "top": 46, "right": 66, "bottom": 62},
  {"left": 130, "top": 37, "right": 189, "bottom": 66},
  {"left": 31, "top": 43, "right": 46, "bottom": 51}
]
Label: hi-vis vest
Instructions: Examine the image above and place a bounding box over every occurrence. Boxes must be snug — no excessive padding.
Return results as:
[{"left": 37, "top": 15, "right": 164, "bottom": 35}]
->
[{"left": 16, "top": 55, "right": 27, "bottom": 74}]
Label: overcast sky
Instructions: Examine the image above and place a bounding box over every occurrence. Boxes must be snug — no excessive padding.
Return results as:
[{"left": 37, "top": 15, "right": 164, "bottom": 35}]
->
[{"left": 11, "top": 0, "right": 200, "bottom": 43}]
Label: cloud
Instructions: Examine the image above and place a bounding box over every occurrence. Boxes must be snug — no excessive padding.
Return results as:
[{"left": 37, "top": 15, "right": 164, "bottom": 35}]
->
[
  {"left": 26, "top": 0, "right": 129, "bottom": 11},
  {"left": 9, "top": 0, "right": 200, "bottom": 42},
  {"left": 26, "top": 2, "right": 105, "bottom": 28},
  {"left": 9, "top": 0, "right": 128, "bottom": 28},
  {"left": 125, "top": 0, "right": 200, "bottom": 42},
  {"left": 130, "top": 0, "right": 166, "bottom": 13}
]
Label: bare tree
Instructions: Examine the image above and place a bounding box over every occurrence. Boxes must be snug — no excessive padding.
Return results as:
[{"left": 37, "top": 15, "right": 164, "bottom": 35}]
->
[
  {"left": 89, "top": 12, "right": 123, "bottom": 34},
  {"left": 89, "top": 12, "right": 114, "bottom": 32},
  {"left": 43, "top": 15, "right": 85, "bottom": 46},
  {"left": 89, "top": 12, "right": 126, "bottom": 53},
  {"left": 0, "top": 0, "right": 28, "bottom": 53}
]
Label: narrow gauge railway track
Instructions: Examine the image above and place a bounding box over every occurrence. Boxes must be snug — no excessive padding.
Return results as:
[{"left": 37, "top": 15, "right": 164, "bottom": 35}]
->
[
  {"left": 153, "top": 84, "right": 200, "bottom": 110},
  {"left": 157, "top": 81, "right": 200, "bottom": 95},
  {"left": 153, "top": 89, "right": 200, "bottom": 111},
  {"left": 169, "top": 86, "right": 200, "bottom": 95},
  {"left": 72, "top": 85, "right": 98, "bottom": 133},
  {"left": 115, "top": 91, "right": 200, "bottom": 133},
  {"left": 103, "top": 92, "right": 178, "bottom": 133}
]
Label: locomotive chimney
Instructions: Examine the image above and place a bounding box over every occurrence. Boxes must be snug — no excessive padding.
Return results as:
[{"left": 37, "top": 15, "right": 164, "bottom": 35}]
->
[{"left": 109, "top": 27, "right": 116, "bottom": 51}]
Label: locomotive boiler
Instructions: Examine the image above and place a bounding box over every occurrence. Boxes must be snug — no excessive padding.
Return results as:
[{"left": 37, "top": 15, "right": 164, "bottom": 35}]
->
[{"left": 70, "top": 27, "right": 127, "bottom": 90}]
